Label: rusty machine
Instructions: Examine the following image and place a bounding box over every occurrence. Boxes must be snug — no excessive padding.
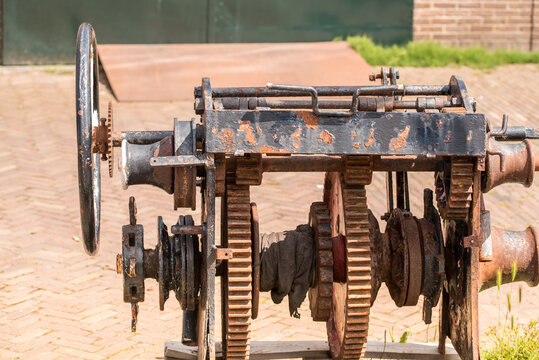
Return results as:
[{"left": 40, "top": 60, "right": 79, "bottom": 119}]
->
[{"left": 76, "top": 23, "right": 539, "bottom": 360}]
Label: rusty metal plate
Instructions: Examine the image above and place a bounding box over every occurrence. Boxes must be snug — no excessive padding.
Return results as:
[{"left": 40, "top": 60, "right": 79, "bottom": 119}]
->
[
  {"left": 204, "top": 111, "right": 487, "bottom": 156},
  {"left": 98, "top": 42, "right": 372, "bottom": 101}
]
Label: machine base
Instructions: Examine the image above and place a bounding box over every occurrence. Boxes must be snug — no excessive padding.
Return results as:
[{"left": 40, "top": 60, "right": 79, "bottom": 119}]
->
[{"left": 164, "top": 340, "right": 459, "bottom": 360}]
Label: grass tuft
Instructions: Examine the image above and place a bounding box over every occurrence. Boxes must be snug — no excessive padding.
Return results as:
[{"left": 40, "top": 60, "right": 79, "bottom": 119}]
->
[
  {"left": 482, "top": 261, "right": 538, "bottom": 359},
  {"left": 346, "top": 35, "right": 539, "bottom": 69},
  {"left": 482, "top": 320, "right": 539, "bottom": 360}
]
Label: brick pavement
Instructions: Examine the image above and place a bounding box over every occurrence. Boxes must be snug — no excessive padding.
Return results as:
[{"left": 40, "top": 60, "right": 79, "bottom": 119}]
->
[{"left": 0, "top": 64, "right": 538, "bottom": 359}]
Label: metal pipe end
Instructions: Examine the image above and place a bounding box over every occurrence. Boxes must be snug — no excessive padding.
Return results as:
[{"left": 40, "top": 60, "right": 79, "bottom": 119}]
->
[{"left": 120, "top": 139, "right": 129, "bottom": 190}]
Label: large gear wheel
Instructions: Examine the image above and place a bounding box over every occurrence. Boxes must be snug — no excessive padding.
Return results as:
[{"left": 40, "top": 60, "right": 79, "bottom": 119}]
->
[
  {"left": 222, "top": 175, "right": 252, "bottom": 359},
  {"left": 308, "top": 202, "right": 333, "bottom": 322},
  {"left": 324, "top": 157, "right": 372, "bottom": 360},
  {"left": 435, "top": 158, "right": 474, "bottom": 220}
]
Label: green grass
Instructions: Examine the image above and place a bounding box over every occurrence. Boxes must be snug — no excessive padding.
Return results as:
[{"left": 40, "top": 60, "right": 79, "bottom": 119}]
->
[
  {"left": 482, "top": 320, "right": 539, "bottom": 360},
  {"left": 41, "top": 65, "right": 74, "bottom": 75},
  {"left": 345, "top": 35, "right": 539, "bottom": 69},
  {"left": 481, "top": 265, "right": 539, "bottom": 359}
]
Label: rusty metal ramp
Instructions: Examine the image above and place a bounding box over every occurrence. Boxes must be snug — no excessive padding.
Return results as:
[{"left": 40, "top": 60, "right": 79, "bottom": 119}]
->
[{"left": 98, "top": 42, "right": 372, "bottom": 102}]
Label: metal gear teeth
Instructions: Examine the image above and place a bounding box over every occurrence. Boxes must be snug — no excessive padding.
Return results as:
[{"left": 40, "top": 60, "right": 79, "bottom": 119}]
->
[
  {"left": 445, "top": 158, "right": 473, "bottom": 219},
  {"left": 308, "top": 202, "right": 333, "bottom": 322},
  {"left": 224, "top": 180, "right": 252, "bottom": 359},
  {"left": 343, "top": 156, "right": 372, "bottom": 186},
  {"left": 106, "top": 101, "right": 114, "bottom": 177},
  {"left": 340, "top": 186, "right": 371, "bottom": 359},
  {"left": 327, "top": 157, "right": 372, "bottom": 360},
  {"left": 235, "top": 156, "right": 262, "bottom": 186}
]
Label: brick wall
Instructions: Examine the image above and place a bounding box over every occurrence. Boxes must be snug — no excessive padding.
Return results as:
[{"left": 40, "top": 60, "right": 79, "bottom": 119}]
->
[{"left": 414, "top": 0, "right": 538, "bottom": 51}]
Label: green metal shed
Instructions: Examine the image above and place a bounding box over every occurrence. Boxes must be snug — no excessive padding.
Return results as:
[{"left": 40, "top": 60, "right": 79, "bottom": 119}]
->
[{"left": 0, "top": 0, "right": 413, "bottom": 64}]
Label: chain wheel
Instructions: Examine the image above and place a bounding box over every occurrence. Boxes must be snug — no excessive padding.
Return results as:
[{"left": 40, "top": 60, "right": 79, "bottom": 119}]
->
[
  {"left": 324, "top": 158, "right": 372, "bottom": 360},
  {"left": 436, "top": 158, "right": 474, "bottom": 220},
  {"left": 223, "top": 175, "right": 252, "bottom": 359},
  {"left": 106, "top": 101, "right": 114, "bottom": 177},
  {"left": 308, "top": 202, "right": 333, "bottom": 322}
]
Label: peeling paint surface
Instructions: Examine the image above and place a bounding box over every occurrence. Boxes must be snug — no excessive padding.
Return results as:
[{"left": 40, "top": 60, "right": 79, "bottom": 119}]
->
[
  {"left": 320, "top": 130, "right": 334, "bottom": 144},
  {"left": 238, "top": 120, "right": 257, "bottom": 146},
  {"left": 298, "top": 111, "right": 319, "bottom": 130},
  {"left": 389, "top": 126, "right": 410, "bottom": 151},
  {"left": 291, "top": 128, "right": 302, "bottom": 140},
  {"left": 204, "top": 110, "right": 486, "bottom": 155},
  {"left": 365, "top": 129, "right": 375, "bottom": 147},
  {"left": 217, "top": 129, "right": 235, "bottom": 152}
]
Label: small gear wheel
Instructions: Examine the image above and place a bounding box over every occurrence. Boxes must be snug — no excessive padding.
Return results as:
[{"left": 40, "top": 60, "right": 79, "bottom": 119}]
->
[
  {"left": 435, "top": 158, "right": 474, "bottom": 220},
  {"left": 106, "top": 102, "right": 114, "bottom": 177},
  {"left": 308, "top": 201, "right": 333, "bottom": 322}
]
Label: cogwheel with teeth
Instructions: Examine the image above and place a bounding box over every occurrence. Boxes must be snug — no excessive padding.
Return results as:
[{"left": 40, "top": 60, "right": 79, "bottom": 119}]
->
[
  {"left": 222, "top": 175, "right": 252, "bottom": 359},
  {"left": 324, "top": 156, "right": 373, "bottom": 360},
  {"left": 106, "top": 102, "right": 114, "bottom": 177},
  {"left": 308, "top": 202, "right": 333, "bottom": 322},
  {"left": 435, "top": 158, "right": 474, "bottom": 220}
]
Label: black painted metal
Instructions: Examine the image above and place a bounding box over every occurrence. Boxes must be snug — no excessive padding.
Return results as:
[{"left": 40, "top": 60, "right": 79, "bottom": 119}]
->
[
  {"left": 119, "top": 131, "right": 174, "bottom": 145},
  {"left": 204, "top": 111, "right": 486, "bottom": 156},
  {"left": 199, "top": 97, "right": 456, "bottom": 113},
  {"left": 182, "top": 309, "right": 198, "bottom": 346},
  {"left": 121, "top": 136, "right": 174, "bottom": 193},
  {"left": 76, "top": 23, "right": 101, "bottom": 255},
  {"left": 121, "top": 223, "right": 145, "bottom": 303},
  {"left": 202, "top": 160, "right": 216, "bottom": 359},
  {"left": 492, "top": 126, "right": 539, "bottom": 140},
  {"left": 396, "top": 172, "right": 405, "bottom": 209}
]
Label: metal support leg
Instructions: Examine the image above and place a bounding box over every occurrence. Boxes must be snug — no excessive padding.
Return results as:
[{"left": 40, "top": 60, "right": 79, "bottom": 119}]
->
[{"left": 198, "top": 157, "right": 216, "bottom": 360}]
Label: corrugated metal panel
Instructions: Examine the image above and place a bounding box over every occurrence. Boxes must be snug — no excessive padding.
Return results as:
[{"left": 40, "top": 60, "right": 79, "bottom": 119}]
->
[
  {"left": 1, "top": 0, "right": 412, "bottom": 65},
  {"left": 1, "top": 0, "right": 208, "bottom": 64},
  {"left": 208, "top": 0, "right": 413, "bottom": 45}
]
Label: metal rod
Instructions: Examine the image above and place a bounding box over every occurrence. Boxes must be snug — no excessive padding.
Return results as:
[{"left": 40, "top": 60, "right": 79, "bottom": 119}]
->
[
  {"left": 396, "top": 172, "right": 405, "bottom": 209},
  {"left": 151, "top": 154, "right": 210, "bottom": 167},
  {"left": 492, "top": 126, "right": 539, "bottom": 140},
  {"left": 385, "top": 172, "right": 394, "bottom": 219},
  {"left": 208, "top": 98, "right": 454, "bottom": 110},
  {"left": 113, "top": 131, "right": 173, "bottom": 146},
  {"left": 194, "top": 84, "right": 451, "bottom": 98},
  {"left": 171, "top": 224, "right": 205, "bottom": 235},
  {"left": 404, "top": 172, "right": 410, "bottom": 211}
]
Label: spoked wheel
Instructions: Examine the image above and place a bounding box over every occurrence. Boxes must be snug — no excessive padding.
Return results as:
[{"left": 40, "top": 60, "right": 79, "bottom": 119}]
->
[
  {"left": 323, "top": 170, "right": 372, "bottom": 360},
  {"left": 76, "top": 23, "right": 101, "bottom": 255},
  {"left": 222, "top": 175, "right": 252, "bottom": 359}
]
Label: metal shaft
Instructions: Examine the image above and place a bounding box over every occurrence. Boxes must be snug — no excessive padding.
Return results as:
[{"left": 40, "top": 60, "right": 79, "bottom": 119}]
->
[
  {"left": 260, "top": 155, "right": 437, "bottom": 173},
  {"left": 194, "top": 84, "right": 451, "bottom": 98}
]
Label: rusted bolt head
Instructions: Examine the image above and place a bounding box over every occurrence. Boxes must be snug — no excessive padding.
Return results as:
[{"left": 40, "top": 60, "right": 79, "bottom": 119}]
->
[
  {"left": 116, "top": 254, "right": 122, "bottom": 274},
  {"left": 369, "top": 73, "right": 376, "bottom": 81},
  {"left": 470, "top": 97, "right": 477, "bottom": 112}
]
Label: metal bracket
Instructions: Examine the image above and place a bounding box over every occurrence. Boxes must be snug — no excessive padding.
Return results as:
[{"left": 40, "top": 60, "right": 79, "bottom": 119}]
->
[
  {"left": 151, "top": 154, "right": 213, "bottom": 167},
  {"left": 215, "top": 247, "right": 234, "bottom": 260},
  {"left": 266, "top": 83, "right": 360, "bottom": 117}
]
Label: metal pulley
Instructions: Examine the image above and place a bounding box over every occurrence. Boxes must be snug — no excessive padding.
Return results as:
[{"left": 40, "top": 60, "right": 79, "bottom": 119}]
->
[{"left": 117, "top": 197, "right": 201, "bottom": 331}]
